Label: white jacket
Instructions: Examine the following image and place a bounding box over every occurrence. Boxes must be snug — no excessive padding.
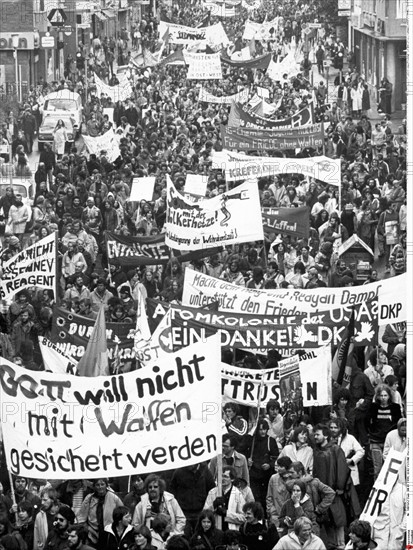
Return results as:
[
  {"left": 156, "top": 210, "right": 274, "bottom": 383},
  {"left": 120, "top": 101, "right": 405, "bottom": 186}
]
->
[
  {"left": 337, "top": 433, "right": 365, "bottom": 486},
  {"left": 274, "top": 532, "right": 326, "bottom": 549},
  {"left": 132, "top": 491, "right": 186, "bottom": 537},
  {"left": 203, "top": 485, "right": 245, "bottom": 530}
]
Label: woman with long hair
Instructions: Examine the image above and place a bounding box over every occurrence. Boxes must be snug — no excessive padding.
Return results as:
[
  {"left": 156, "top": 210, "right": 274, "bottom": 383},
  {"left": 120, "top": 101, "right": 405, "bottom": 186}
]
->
[
  {"left": 189, "top": 510, "right": 224, "bottom": 550},
  {"left": 368, "top": 384, "right": 402, "bottom": 479},
  {"left": 279, "top": 426, "right": 313, "bottom": 474},
  {"left": 53, "top": 119, "right": 68, "bottom": 158},
  {"left": 247, "top": 419, "right": 279, "bottom": 512}
]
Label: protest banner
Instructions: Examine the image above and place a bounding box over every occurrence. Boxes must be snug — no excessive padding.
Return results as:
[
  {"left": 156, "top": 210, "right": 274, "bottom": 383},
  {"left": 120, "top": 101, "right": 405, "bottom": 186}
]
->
[
  {"left": 105, "top": 232, "right": 170, "bottom": 266},
  {"left": 165, "top": 177, "right": 263, "bottom": 251},
  {"left": 159, "top": 21, "right": 207, "bottom": 44},
  {"left": 0, "top": 337, "right": 222, "bottom": 479},
  {"left": 220, "top": 52, "right": 272, "bottom": 70},
  {"left": 262, "top": 206, "right": 310, "bottom": 238},
  {"left": 266, "top": 52, "right": 300, "bottom": 82},
  {"left": 211, "top": 150, "right": 341, "bottom": 186},
  {"left": 166, "top": 301, "right": 369, "bottom": 349},
  {"left": 128, "top": 177, "right": 156, "bottom": 202},
  {"left": 228, "top": 101, "right": 313, "bottom": 129},
  {"left": 39, "top": 336, "right": 78, "bottom": 375},
  {"left": 221, "top": 123, "right": 324, "bottom": 151},
  {"left": 182, "top": 269, "right": 407, "bottom": 326},
  {"left": 198, "top": 86, "right": 249, "bottom": 104},
  {"left": 0, "top": 232, "right": 57, "bottom": 301},
  {"left": 221, "top": 348, "right": 331, "bottom": 408},
  {"left": 83, "top": 130, "right": 121, "bottom": 163},
  {"left": 242, "top": 18, "right": 281, "bottom": 40},
  {"left": 360, "top": 448, "right": 407, "bottom": 526},
  {"left": 51, "top": 307, "right": 135, "bottom": 368},
  {"left": 184, "top": 52, "right": 223, "bottom": 80},
  {"left": 94, "top": 73, "right": 133, "bottom": 102}
]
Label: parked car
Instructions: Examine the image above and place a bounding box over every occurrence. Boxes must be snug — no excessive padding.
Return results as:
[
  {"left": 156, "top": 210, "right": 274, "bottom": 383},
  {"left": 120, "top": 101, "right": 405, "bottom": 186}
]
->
[{"left": 38, "top": 90, "right": 82, "bottom": 151}]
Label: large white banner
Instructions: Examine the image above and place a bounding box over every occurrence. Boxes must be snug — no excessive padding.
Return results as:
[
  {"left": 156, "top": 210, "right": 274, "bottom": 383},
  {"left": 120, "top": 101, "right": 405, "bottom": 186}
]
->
[
  {"left": 211, "top": 150, "right": 341, "bottom": 186},
  {"left": 360, "top": 448, "right": 407, "bottom": 525},
  {"left": 184, "top": 52, "right": 223, "bottom": 80},
  {"left": 0, "top": 337, "right": 222, "bottom": 479},
  {"left": 182, "top": 269, "right": 406, "bottom": 326},
  {"left": 0, "top": 232, "right": 56, "bottom": 301},
  {"left": 198, "top": 86, "right": 249, "bottom": 104},
  {"left": 159, "top": 21, "right": 207, "bottom": 44},
  {"left": 83, "top": 129, "right": 121, "bottom": 163},
  {"left": 94, "top": 73, "right": 133, "bottom": 102},
  {"left": 222, "top": 347, "right": 331, "bottom": 407},
  {"left": 165, "top": 178, "right": 263, "bottom": 250}
]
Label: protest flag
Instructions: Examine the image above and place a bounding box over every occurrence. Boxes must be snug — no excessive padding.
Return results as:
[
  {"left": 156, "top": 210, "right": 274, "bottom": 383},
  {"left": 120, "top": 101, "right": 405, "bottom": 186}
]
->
[
  {"left": 77, "top": 305, "right": 110, "bottom": 377},
  {"left": 333, "top": 307, "right": 355, "bottom": 387}
]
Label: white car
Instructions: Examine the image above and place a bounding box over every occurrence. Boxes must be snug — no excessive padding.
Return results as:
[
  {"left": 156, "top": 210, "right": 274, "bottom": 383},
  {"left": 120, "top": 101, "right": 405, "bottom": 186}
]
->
[{"left": 38, "top": 90, "right": 82, "bottom": 151}]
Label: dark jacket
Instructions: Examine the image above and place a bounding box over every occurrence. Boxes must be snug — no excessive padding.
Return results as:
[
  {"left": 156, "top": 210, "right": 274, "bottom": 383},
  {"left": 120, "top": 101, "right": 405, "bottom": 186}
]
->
[
  {"left": 169, "top": 464, "right": 216, "bottom": 520},
  {"left": 102, "top": 523, "right": 135, "bottom": 550},
  {"left": 349, "top": 366, "right": 374, "bottom": 415},
  {"left": 313, "top": 443, "right": 350, "bottom": 527},
  {"left": 368, "top": 402, "right": 402, "bottom": 444}
]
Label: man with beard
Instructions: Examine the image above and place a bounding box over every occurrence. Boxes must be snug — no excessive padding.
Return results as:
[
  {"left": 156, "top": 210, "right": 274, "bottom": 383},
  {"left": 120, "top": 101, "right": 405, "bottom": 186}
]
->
[
  {"left": 66, "top": 525, "right": 95, "bottom": 550},
  {"left": 33, "top": 488, "right": 60, "bottom": 549},
  {"left": 132, "top": 474, "right": 186, "bottom": 539},
  {"left": 44, "top": 504, "right": 75, "bottom": 550},
  {"left": 313, "top": 424, "right": 351, "bottom": 550},
  {"left": 4, "top": 476, "right": 41, "bottom": 521},
  {"left": 7, "top": 193, "right": 30, "bottom": 243},
  {"left": 10, "top": 309, "right": 38, "bottom": 357},
  {"left": 203, "top": 466, "right": 245, "bottom": 531}
]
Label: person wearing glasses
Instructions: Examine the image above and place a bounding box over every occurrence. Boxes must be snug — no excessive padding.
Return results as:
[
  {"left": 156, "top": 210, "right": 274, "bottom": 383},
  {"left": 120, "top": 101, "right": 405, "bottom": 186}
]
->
[{"left": 44, "top": 504, "right": 76, "bottom": 549}]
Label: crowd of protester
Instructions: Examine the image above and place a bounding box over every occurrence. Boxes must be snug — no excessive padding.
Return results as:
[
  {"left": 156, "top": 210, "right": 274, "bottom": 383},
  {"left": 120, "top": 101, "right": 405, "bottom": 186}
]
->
[{"left": 0, "top": 0, "right": 408, "bottom": 548}]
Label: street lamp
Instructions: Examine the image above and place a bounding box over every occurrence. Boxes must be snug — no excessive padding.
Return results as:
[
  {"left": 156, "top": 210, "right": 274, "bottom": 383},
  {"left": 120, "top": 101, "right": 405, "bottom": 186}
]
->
[{"left": 11, "top": 34, "right": 21, "bottom": 102}]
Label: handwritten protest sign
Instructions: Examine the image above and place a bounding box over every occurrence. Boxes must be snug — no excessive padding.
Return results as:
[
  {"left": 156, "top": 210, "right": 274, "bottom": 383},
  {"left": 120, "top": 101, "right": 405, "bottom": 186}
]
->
[
  {"left": 0, "top": 232, "right": 57, "bottom": 301},
  {"left": 165, "top": 177, "right": 263, "bottom": 250},
  {"left": 83, "top": 129, "right": 121, "bottom": 163},
  {"left": 184, "top": 52, "right": 223, "bottom": 79},
  {"left": 211, "top": 150, "right": 341, "bottom": 186},
  {"left": 222, "top": 123, "right": 324, "bottom": 151},
  {"left": 0, "top": 336, "right": 222, "bottom": 478},
  {"left": 198, "top": 86, "right": 249, "bottom": 104},
  {"left": 221, "top": 348, "right": 331, "bottom": 407},
  {"left": 182, "top": 269, "right": 407, "bottom": 326}
]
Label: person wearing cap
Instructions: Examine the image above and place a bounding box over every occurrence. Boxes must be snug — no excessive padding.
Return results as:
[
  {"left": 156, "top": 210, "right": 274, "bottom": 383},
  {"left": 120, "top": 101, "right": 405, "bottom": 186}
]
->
[{"left": 43, "top": 504, "right": 75, "bottom": 549}]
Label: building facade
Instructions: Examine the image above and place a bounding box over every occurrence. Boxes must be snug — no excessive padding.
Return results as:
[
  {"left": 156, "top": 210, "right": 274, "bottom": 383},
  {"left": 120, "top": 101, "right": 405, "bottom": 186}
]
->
[{"left": 350, "top": 0, "right": 407, "bottom": 112}]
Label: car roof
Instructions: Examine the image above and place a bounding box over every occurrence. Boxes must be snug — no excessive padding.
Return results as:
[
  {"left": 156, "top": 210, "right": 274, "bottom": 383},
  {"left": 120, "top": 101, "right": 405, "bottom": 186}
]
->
[{"left": 44, "top": 91, "right": 81, "bottom": 101}]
